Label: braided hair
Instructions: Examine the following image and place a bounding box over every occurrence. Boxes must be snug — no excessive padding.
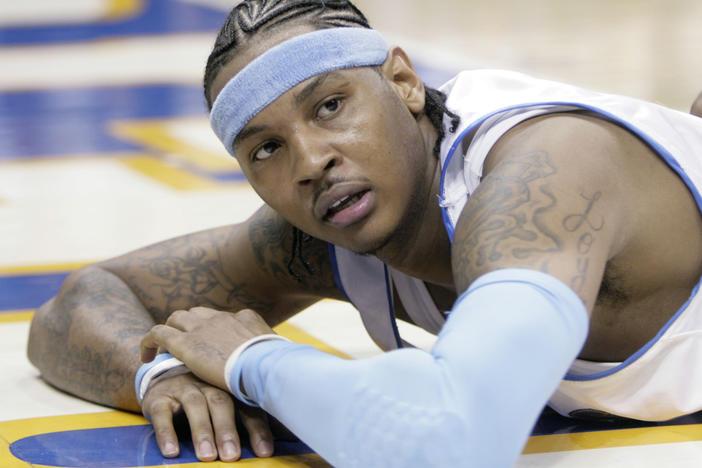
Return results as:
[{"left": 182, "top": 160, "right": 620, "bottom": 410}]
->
[
  {"left": 204, "top": 0, "right": 460, "bottom": 279},
  {"left": 203, "top": 0, "right": 459, "bottom": 144}
]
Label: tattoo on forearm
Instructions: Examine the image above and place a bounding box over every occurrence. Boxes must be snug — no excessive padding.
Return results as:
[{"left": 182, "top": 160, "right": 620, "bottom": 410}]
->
[
  {"left": 35, "top": 269, "right": 144, "bottom": 406},
  {"left": 118, "top": 227, "right": 276, "bottom": 319}
]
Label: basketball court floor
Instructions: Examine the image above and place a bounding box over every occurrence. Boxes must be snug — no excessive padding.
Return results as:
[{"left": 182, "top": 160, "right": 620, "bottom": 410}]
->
[{"left": 2, "top": 1, "right": 702, "bottom": 466}]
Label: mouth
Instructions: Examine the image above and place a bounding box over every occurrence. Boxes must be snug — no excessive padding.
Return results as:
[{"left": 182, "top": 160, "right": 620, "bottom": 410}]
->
[
  {"left": 325, "top": 190, "right": 369, "bottom": 218},
  {"left": 315, "top": 185, "right": 374, "bottom": 228}
]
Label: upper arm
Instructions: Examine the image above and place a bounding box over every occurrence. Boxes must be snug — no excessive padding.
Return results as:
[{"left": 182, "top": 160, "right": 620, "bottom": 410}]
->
[
  {"left": 451, "top": 113, "right": 635, "bottom": 311},
  {"left": 100, "top": 204, "right": 344, "bottom": 325}
]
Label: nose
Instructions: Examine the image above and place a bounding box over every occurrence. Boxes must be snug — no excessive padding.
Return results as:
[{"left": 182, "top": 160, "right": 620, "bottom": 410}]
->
[{"left": 289, "top": 129, "right": 339, "bottom": 186}]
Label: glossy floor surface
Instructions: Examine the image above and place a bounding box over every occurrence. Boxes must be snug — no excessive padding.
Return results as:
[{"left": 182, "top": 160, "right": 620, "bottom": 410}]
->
[{"left": 2, "top": 1, "right": 702, "bottom": 466}]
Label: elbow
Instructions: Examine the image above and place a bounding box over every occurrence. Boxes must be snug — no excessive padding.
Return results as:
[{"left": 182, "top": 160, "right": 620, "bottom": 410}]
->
[
  {"left": 692, "top": 92, "right": 702, "bottom": 118},
  {"left": 27, "top": 299, "right": 51, "bottom": 369},
  {"left": 26, "top": 293, "right": 65, "bottom": 371},
  {"left": 26, "top": 265, "right": 96, "bottom": 369}
]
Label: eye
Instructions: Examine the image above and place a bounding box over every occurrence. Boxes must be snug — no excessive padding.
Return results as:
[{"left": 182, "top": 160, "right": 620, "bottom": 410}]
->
[
  {"left": 251, "top": 141, "right": 281, "bottom": 162},
  {"left": 317, "top": 97, "right": 343, "bottom": 119}
]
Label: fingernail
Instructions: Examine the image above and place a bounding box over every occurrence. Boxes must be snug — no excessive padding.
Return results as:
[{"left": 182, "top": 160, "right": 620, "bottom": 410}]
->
[
  {"left": 163, "top": 441, "right": 178, "bottom": 458},
  {"left": 221, "top": 440, "right": 238, "bottom": 461},
  {"left": 257, "top": 439, "right": 274, "bottom": 457},
  {"left": 199, "top": 440, "right": 215, "bottom": 458}
]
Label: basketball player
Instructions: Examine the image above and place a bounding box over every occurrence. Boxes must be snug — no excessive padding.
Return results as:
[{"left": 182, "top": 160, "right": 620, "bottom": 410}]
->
[{"left": 28, "top": 1, "right": 702, "bottom": 465}]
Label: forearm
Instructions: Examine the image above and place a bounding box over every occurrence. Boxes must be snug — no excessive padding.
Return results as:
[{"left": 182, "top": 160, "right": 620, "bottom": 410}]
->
[
  {"left": 27, "top": 266, "right": 154, "bottom": 412},
  {"left": 235, "top": 270, "right": 589, "bottom": 467}
]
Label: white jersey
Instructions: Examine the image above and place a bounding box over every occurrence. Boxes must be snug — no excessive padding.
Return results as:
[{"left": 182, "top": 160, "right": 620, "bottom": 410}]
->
[{"left": 330, "top": 69, "right": 702, "bottom": 421}]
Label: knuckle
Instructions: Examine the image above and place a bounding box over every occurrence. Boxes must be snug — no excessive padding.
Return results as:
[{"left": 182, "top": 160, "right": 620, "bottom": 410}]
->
[
  {"left": 238, "top": 308, "right": 256, "bottom": 320},
  {"left": 180, "top": 389, "right": 206, "bottom": 405},
  {"left": 206, "top": 389, "right": 233, "bottom": 406},
  {"left": 166, "top": 310, "right": 186, "bottom": 324}
]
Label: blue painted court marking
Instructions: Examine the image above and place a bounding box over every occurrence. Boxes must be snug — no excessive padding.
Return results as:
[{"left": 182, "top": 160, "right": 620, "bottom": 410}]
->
[
  {"left": 0, "top": 273, "right": 69, "bottom": 311},
  {"left": 10, "top": 425, "right": 314, "bottom": 467},
  {"left": 0, "top": 0, "right": 225, "bottom": 46},
  {"left": 0, "top": 85, "right": 208, "bottom": 159},
  {"left": 0, "top": 64, "right": 455, "bottom": 161}
]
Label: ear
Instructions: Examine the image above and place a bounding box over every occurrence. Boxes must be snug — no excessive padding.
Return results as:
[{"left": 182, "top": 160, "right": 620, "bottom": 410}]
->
[{"left": 380, "top": 46, "right": 426, "bottom": 115}]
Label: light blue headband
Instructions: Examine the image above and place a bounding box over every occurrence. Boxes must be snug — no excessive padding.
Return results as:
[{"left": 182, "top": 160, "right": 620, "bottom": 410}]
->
[{"left": 210, "top": 27, "right": 390, "bottom": 158}]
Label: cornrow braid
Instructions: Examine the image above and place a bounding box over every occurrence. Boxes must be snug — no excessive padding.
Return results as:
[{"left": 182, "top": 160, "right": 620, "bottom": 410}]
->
[
  {"left": 203, "top": 0, "right": 460, "bottom": 280},
  {"left": 204, "top": 0, "right": 370, "bottom": 110},
  {"left": 425, "top": 87, "right": 461, "bottom": 157}
]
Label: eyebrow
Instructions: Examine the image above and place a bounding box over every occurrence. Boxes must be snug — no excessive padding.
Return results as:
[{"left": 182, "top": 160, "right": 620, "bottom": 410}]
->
[
  {"left": 293, "top": 72, "right": 332, "bottom": 106},
  {"left": 234, "top": 124, "right": 269, "bottom": 147}
]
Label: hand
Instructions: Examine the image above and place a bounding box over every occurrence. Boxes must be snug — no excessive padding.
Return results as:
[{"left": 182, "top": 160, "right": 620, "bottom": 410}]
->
[
  {"left": 141, "top": 307, "right": 276, "bottom": 389},
  {"left": 692, "top": 92, "right": 702, "bottom": 117},
  {"left": 141, "top": 369, "right": 275, "bottom": 461}
]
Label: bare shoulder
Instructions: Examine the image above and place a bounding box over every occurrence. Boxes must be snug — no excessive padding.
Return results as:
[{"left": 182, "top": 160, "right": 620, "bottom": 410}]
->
[
  {"left": 451, "top": 113, "right": 643, "bottom": 308},
  {"left": 692, "top": 92, "right": 702, "bottom": 117},
  {"left": 100, "top": 204, "right": 344, "bottom": 324}
]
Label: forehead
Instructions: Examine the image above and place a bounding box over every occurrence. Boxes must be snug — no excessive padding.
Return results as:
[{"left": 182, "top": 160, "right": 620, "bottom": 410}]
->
[
  {"left": 234, "top": 68, "right": 379, "bottom": 146},
  {"left": 210, "top": 23, "right": 320, "bottom": 103}
]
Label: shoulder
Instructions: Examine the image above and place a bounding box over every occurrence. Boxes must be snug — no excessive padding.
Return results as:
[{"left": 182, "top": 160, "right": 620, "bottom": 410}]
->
[
  {"left": 450, "top": 113, "right": 644, "bottom": 299},
  {"left": 484, "top": 112, "right": 640, "bottom": 179}
]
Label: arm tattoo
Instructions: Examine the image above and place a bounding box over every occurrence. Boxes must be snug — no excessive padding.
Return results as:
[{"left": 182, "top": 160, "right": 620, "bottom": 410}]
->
[
  {"left": 452, "top": 149, "right": 606, "bottom": 297},
  {"left": 452, "top": 151, "right": 562, "bottom": 291},
  {"left": 564, "top": 192, "right": 604, "bottom": 293},
  {"left": 32, "top": 268, "right": 149, "bottom": 408},
  {"left": 113, "top": 227, "right": 275, "bottom": 322}
]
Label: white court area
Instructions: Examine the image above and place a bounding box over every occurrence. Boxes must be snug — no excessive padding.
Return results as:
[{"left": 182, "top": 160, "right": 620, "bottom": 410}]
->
[{"left": 2, "top": 1, "right": 702, "bottom": 467}]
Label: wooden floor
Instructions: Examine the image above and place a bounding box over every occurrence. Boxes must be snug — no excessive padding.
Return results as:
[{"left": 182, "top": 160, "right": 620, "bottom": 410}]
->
[{"left": 2, "top": 1, "right": 702, "bottom": 466}]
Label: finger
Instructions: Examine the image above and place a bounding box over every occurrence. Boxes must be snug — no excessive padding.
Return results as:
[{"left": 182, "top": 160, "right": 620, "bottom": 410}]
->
[
  {"left": 189, "top": 306, "right": 220, "bottom": 318},
  {"left": 239, "top": 405, "right": 274, "bottom": 458},
  {"left": 167, "top": 308, "right": 219, "bottom": 330},
  {"left": 164, "top": 309, "right": 190, "bottom": 329},
  {"left": 147, "top": 399, "right": 181, "bottom": 458},
  {"left": 180, "top": 389, "right": 218, "bottom": 462},
  {"left": 140, "top": 325, "right": 181, "bottom": 362},
  {"left": 202, "top": 386, "right": 241, "bottom": 462}
]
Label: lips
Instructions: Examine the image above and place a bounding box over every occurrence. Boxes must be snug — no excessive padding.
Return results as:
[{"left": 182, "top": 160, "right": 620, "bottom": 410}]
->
[{"left": 314, "top": 183, "right": 373, "bottom": 227}]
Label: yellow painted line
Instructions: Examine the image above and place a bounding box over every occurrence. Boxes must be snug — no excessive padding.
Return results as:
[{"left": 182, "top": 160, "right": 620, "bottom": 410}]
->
[
  {"left": 0, "top": 263, "right": 87, "bottom": 275},
  {"left": 120, "top": 155, "right": 220, "bottom": 190},
  {"left": 110, "top": 119, "right": 240, "bottom": 172},
  {"left": 103, "top": 0, "right": 143, "bottom": 20},
  {"left": 523, "top": 423, "right": 702, "bottom": 454},
  {"left": 0, "top": 310, "right": 33, "bottom": 323},
  {"left": 274, "top": 322, "right": 350, "bottom": 360}
]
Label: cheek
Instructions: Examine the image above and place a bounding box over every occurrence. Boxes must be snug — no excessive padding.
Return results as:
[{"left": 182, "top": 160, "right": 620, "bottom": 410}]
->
[{"left": 244, "top": 168, "right": 290, "bottom": 208}]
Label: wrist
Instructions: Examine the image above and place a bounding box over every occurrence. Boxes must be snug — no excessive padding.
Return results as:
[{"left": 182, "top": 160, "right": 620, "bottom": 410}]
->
[
  {"left": 224, "top": 334, "right": 291, "bottom": 405},
  {"left": 134, "top": 353, "right": 185, "bottom": 405}
]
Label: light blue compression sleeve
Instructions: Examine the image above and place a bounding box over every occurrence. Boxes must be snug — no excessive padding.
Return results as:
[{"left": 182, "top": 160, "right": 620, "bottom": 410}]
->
[{"left": 229, "top": 269, "right": 589, "bottom": 467}]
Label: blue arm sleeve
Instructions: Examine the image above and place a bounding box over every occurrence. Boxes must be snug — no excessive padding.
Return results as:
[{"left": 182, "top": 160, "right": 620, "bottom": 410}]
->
[{"left": 230, "top": 269, "right": 589, "bottom": 467}]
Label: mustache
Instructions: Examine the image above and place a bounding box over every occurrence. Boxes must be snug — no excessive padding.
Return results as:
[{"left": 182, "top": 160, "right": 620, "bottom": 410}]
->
[{"left": 312, "top": 176, "right": 369, "bottom": 204}]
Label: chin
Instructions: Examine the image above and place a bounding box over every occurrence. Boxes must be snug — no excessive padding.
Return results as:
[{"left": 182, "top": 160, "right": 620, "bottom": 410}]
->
[{"left": 342, "top": 230, "right": 396, "bottom": 257}]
